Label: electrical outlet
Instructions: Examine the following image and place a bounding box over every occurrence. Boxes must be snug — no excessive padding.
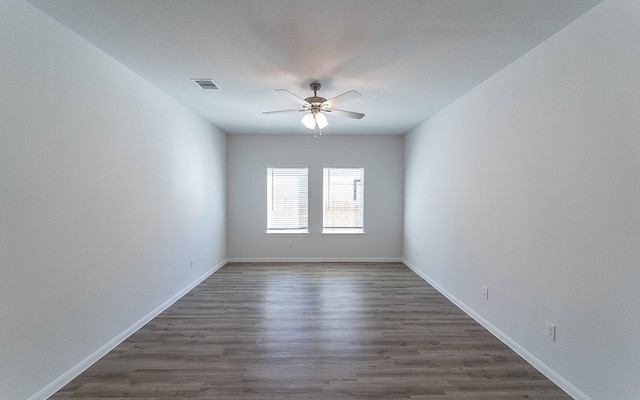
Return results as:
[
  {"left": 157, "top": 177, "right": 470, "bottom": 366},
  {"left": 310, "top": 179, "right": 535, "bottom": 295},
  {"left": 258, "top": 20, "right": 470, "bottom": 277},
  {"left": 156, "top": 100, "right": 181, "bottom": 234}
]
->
[
  {"left": 288, "top": 241, "right": 293, "bottom": 248},
  {"left": 416, "top": 250, "right": 420, "bottom": 259},
  {"left": 482, "top": 286, "right": 489, "bottom": 300},
  {"left": 190, "top": 259, "right": 193, "bottom": 269},
  {"left": 545, "top": 321, "right": 556, "bottom": 341}
]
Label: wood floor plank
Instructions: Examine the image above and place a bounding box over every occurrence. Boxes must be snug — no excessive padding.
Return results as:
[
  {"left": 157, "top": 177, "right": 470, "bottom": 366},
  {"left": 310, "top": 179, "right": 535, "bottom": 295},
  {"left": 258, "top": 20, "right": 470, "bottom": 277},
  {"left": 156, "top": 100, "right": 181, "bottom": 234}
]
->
[{"left": 50, "top": 262, "right": 570, "bottom": 399}]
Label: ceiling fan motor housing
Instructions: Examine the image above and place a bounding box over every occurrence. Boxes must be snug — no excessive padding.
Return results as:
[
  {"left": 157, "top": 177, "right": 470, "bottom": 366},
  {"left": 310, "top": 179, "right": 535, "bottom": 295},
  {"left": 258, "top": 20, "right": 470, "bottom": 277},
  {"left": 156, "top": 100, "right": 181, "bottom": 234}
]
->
[
  {"left": 305, "top": 97, "right": 326, "bottom": 105},
  {"left": 305, "top": 82, "right": 326, "bottom": 106}
]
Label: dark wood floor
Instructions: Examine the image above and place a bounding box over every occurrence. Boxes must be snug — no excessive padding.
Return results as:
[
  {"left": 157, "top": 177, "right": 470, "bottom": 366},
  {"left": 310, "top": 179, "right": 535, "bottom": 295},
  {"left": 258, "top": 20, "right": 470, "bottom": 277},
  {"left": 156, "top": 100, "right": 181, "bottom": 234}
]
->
[{"left": 51, "top": 262, "right": 570, "bottom": 399}]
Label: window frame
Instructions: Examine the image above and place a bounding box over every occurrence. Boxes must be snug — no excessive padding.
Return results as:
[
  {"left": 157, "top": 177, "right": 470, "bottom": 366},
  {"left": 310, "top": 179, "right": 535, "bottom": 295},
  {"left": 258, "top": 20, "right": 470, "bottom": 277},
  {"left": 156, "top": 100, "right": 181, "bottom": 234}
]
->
[
  {"left": 265, "top": 165, "right": 309, "bottom": 235},
  {"left": 322, "top": 165, "right": 365, "bottom": 235}
]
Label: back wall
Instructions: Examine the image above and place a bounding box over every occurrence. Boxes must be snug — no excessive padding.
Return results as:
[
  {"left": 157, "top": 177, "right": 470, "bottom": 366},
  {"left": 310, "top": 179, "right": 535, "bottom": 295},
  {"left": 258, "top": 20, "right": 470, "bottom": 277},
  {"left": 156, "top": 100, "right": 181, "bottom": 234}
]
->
[{"left": 227, "top": 134, "right": 403, "bottom": 260}]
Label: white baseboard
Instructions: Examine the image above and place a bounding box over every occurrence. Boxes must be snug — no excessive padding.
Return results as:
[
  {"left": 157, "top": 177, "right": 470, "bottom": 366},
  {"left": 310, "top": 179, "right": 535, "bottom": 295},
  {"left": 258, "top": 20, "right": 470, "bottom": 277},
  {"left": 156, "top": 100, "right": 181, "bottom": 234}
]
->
[
  {"left": 401, "top": 259, "right": 590, "bottom": 400},
  {"left": 33, "top": 258, "right": 586, "bottom": 400},
  {"left": 28, "top": 258, "right": 229, "bottom": 400},
  {"left": 227, "top": 257, "right": 403, "bottom": 263}
]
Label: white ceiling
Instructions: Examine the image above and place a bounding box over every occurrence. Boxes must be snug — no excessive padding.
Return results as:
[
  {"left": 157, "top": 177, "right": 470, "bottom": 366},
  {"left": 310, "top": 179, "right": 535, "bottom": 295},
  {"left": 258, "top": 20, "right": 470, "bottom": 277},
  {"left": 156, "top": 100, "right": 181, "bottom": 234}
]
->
[{"left": 28, "top": 0, "right": 602, "bottom": 135}]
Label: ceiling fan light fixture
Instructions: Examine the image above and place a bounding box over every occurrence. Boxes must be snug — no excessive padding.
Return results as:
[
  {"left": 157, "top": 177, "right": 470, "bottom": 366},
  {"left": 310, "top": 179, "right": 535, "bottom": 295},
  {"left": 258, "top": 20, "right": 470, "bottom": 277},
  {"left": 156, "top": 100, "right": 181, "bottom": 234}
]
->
[{"left": 302, "top": 112, "right": 328, "bottom": 130}]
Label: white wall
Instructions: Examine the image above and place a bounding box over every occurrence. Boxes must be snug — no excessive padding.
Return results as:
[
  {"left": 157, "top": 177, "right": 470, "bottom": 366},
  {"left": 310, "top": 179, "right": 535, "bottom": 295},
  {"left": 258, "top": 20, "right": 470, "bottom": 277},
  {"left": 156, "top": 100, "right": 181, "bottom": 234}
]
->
[
  {"left": 403, "top": 1, "right": 640, "bottom": 399},
  {"left": 0, "top": 1, "right": 227, "bottom": 399},
  {"left": 228, "top": 134, "right": 403, "bottom": 260}
]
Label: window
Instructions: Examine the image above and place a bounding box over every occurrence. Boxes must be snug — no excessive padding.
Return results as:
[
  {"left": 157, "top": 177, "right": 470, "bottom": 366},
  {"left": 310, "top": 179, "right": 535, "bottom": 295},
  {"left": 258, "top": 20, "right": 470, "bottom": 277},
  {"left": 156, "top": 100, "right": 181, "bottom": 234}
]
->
[
  {"left": 266, "top": 167, "right": 308, "bottom": 233},
  {"left": 323, "top": 167, "right": 364, "bottom": 233}
]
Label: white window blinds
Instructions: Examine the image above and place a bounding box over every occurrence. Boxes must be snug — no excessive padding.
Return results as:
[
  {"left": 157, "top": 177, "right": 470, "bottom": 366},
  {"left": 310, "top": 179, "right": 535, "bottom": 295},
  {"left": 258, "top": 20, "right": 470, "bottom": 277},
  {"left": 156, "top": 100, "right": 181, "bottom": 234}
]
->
[
  {"left": 323, "top": 167, "right": 364, "bottom": 233},
  {"left": 267, "top": 167, "right": 308, "bottom": 233}
]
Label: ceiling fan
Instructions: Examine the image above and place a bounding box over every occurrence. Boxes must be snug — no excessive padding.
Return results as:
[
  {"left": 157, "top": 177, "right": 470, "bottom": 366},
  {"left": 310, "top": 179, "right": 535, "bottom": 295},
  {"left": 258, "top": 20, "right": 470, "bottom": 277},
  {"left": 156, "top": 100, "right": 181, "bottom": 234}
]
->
[{"left": 263, "top": 82, "right": 364, "bottom": 135}]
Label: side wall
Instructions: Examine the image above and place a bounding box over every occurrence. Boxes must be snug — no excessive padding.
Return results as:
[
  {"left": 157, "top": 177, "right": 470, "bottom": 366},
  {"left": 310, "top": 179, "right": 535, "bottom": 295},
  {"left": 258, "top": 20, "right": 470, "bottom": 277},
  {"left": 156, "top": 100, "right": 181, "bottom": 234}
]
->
[
  {"left": 402, "top": 1, "right": 639, "bottom": 399},
  {"left": 227, "top": 134, "right": 403, "bottom": 260},
  {"left": 0, "top": 1, "right": 227, "bottom": 399}
]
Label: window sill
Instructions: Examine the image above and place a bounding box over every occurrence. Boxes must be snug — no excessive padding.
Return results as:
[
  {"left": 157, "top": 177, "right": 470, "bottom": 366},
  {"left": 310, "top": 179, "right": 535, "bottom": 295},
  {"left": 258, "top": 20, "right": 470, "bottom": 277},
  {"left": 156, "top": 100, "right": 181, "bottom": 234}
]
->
[
  {"left": 322, "top": 232, "right": 366, "bottom": 236},
  {"left": 265, "top": 231, "right": 309, "bottom": 236}
]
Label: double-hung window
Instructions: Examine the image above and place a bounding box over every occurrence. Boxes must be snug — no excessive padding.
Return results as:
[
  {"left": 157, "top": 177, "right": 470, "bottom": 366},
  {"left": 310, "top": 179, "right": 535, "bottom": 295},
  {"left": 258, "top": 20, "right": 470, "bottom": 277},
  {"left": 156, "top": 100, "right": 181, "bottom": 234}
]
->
[
  {"left": 323, "top": 167, "right": 364, "bottom": 234},
  {"left": 266, "top": 167, "right": 308, "bottom": 233}
]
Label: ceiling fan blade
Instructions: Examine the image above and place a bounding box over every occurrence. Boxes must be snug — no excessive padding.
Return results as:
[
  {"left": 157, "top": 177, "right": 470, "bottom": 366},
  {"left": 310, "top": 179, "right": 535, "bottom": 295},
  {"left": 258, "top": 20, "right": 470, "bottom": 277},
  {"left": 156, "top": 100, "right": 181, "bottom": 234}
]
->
[
  {"left": 262, "top": 109, "right": 305, "bottom": 115},
  {"left": 276, "top": 89, "right": 311, "bottom": 106},
  {"left": 322, "top": 90, "right": 361, "bottom": 108},
  {"left": 327, "top": 108, "right": 365, "bottom": 119}
]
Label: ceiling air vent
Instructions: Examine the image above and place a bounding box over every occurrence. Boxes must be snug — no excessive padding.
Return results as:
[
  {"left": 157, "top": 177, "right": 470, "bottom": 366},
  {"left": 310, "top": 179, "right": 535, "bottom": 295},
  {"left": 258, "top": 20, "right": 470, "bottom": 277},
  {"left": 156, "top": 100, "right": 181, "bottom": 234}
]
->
[{"left": 192, "top": 79, "right": 219, "bottom": 90}]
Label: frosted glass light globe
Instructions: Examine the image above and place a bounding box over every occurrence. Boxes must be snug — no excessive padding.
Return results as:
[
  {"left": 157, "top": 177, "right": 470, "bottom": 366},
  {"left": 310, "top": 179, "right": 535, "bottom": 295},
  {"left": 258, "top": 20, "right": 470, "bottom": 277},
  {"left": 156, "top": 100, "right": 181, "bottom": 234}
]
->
[
  {"left": 301, "top": 113, "right": 316, "bottom": 129},
  {"left": 315, "top": 112, "right": 328, "bottom": 129}
]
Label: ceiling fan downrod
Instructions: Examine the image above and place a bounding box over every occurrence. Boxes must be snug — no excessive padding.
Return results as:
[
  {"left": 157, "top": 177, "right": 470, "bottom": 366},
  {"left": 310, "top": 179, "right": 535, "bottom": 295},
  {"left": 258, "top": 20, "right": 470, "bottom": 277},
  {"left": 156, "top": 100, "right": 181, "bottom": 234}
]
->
[{"left": 310, "top": 82, "right": 321, "bottom": 97}]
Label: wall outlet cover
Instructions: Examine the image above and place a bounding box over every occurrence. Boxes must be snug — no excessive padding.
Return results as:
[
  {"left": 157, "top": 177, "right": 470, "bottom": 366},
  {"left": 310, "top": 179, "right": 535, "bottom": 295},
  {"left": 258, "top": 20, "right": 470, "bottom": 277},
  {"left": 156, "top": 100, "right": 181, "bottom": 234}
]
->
[{"left": 545, "top": 321, "right": 556, "bottom": 341}]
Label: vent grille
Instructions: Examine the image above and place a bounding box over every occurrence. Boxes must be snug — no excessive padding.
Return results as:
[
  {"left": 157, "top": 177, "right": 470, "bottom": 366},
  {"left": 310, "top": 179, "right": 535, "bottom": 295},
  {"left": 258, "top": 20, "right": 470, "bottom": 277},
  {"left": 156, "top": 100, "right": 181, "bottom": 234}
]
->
[{"left": 192, "top": 79, "right": 219, "bottom": 90}]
